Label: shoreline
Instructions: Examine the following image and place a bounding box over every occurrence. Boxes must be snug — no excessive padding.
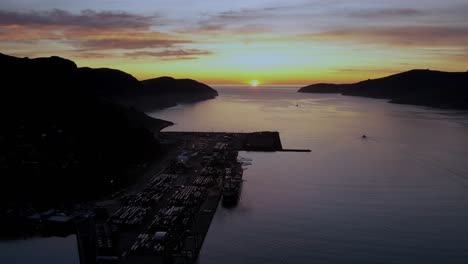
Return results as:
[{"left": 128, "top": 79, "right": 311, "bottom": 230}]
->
[{"left": 2, "top": 130, "right": 309, "bottom": 264}]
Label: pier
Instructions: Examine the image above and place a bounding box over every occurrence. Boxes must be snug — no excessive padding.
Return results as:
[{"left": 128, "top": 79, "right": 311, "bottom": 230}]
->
[
  {"left": 280, "top": 149, "right": 311, "bottom": 153},
  {"left": 163, "top": 131, "right": 311, "bottom": 153}
]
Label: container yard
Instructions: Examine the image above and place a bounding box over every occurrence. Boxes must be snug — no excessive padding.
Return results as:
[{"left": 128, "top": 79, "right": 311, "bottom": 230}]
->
[{"left": 90, "top": 132, "right": 250, "bottom": 264}]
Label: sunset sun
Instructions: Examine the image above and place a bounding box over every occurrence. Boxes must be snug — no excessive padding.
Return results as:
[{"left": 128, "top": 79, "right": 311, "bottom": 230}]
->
[{"left": 250, "top": 80, "right": 260, "bottom": 87}]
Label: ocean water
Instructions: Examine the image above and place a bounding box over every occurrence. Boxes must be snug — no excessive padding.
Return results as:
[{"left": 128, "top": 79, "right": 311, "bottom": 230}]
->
[{"left": 149, "top": 86, "right": 468, "bottom": 264}]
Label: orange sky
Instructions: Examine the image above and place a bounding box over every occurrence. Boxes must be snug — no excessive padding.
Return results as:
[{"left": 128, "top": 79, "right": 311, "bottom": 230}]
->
[{"left": 1, "top": 1, "right": 467, "bottom": 85}]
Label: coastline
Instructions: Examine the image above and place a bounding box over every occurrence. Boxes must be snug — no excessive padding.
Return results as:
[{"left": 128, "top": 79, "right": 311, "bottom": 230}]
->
[
  {"left": 2, "top": 130, "right": 296, "bottom": 262},
  {"left": 298, "top": 90, "right": 468, "bottom": 111}
]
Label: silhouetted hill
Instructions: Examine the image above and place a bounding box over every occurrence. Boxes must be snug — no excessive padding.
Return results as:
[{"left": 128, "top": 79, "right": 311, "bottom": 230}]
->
[
  {"left": 78, "top": 67, "right": 141, "bottom": 96},
  {"left": 299, "top": 70, "right": 468, "bottom": 109},
  {"left": 114, "top": 76, "right": 217, "bottom": 110},
  {"left": 76, "top": 68, "right": 218, "bottom": 110},
  {"left": 0, "top": 53, "right": 173, "bottom": 208},
  {"left": 142, "top": 76, "right": 218, "bottom": 96},
  {"left": 298, "top": 83, "right": 350, "bottom": 93}
]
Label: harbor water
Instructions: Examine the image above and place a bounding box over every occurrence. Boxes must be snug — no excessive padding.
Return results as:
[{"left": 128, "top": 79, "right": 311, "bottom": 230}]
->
[
  {"left": 2, "top": 86, "right": 467, "bottom": 264},
  {"left": 150, "top": 86, "right": 468, "bottom": 264}
]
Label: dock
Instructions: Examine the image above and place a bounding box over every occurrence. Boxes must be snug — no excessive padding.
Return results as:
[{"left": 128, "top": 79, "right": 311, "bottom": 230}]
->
[
  {"left": 163, "top": 131, "right": 311, "bottom": 153},
  {"left": 280, "top": 149, "right": 311, "bottom": 152}
]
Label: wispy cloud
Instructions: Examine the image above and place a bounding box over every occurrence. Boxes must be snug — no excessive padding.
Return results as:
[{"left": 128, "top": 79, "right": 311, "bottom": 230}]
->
[
  {"left": 125, "top": 49, "right": 213, "bottom": 59},
  {"left": 0, "top": 9, "right": 197, "bottom": 56},
  {"left": 73, "top": 52, "right": 114, "bottom": 59},
  {"left": 303, "top": 25, "right": 468, "bottom": 47},
  {"left": 348, "top": 8, "right": 425, "bottom": 18},
  {"left": 0, "top": 9, "right": 156, "bottom": 29},
  {"left": 333, "top": 67, "right": 408, "bottom": 75},
  {"left": 77, "top": 38, "right": 191, "bottom": 50},
  {"left": 180, "top": 6, "right": 282, "bottom": 35}
]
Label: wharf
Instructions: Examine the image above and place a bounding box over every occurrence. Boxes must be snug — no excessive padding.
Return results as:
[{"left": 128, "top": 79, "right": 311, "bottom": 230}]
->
[
  {"left": 162, "top": 131, "right": 311, "bottom": 153},
  {"left": 80, "top": 130, "right": 309, "bottom": 264},
  {"left": 280, "top": 149, "right": 311, "bottom": 152}
]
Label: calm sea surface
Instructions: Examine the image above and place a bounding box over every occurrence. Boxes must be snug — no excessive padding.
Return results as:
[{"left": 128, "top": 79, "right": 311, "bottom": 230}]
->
[{"left": 149, "top": 86, "right": 468, "bottom": 264}]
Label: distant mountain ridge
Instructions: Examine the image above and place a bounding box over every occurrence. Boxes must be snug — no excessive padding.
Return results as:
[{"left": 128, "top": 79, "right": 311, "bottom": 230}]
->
[
  {"left": 77, "top": 66, "right": 218, "bottom": 110},
  {"left": 298, "top": 70, "right": 468, "bottom": 109},
  {"left": 298, "top": 83, "right": 351, "bottom": 93},
  {"left": 142, "top": 76, "right": 217, "bottom": 96}
]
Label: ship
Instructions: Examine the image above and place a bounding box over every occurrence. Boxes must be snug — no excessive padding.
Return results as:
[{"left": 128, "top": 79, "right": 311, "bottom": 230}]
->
[{"left": 222, "top": 165, "right": 243, "bottom": 207}]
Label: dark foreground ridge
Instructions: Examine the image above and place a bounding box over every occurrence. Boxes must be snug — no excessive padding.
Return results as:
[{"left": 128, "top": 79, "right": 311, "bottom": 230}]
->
[
  {"left": 0, "top": 53, "right": 168, "bottom": 209},
  {"left": 0, "top": 52, "right": 216, "bottom": 212},
  {"left": 0, "top": 52, "right": 309, "bottom": 264},
  {"left": 298, "top": 69, "right": 468, "bottom": 109}
]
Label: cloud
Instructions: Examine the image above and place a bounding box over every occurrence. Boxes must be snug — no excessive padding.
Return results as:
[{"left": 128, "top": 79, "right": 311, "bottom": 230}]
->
[
  {"left": 0, "top": 9, "right": 155, "bottom": 29},
  {"left": 0, "top": 24, "right": 62, "bottom": 41},
  {"left": 180, "top": 6, "right": 283, "bottom": 35},
  {"left": 333, "top": 68, "right": 407, "bottom": 75},
  {"left": 348, "top": 8, "right": 425, "bottom": 18},
  {"left": 126, "top": 49, "right": 212, "bottom": 57},
  {"left": 303, "top": 26, "right": 468, "bottom": 47},
  {"left": 73, "top": 52, "right": 113, "bottom": 59},
  {"left": 415, "top": 47, "right": 468, "bottom": 64},
  {"left": 181, "top": 5, "right": 428, "bottom": 37},
  {"left": 0, "top": 25, "right": 190, "bottom": 51},
  {"left": 125, "top": 49, "right": 212, "bottom": 60},
  {"left": 0, "top": 9, "right": 192, "bottom": 54},
  {"left": 77, "top": 38, "right": 190, "bottom": 50},
  {"left": 161, "top": 57, "right": 198, "bottom": 61}
]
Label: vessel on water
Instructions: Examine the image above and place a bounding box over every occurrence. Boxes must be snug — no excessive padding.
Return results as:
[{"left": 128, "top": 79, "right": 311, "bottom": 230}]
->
[{"left": 222, "top": 165, "right": 243, "bottom": 206}]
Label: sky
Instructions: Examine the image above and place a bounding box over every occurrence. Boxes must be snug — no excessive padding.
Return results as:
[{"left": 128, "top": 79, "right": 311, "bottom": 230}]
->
[{"left": 1, "top": 0, "right": 467, "bottom": 85}]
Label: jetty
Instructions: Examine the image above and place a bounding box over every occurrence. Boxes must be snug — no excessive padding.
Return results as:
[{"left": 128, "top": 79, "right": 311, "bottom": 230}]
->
[{"left": 164, "top": 131, "right": 311, "bottom": 153}]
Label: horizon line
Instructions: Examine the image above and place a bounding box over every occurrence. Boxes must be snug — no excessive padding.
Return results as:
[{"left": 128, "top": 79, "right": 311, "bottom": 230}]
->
[{"left": 210, "top": 84, "right": 305, "bottom": 87}]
